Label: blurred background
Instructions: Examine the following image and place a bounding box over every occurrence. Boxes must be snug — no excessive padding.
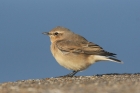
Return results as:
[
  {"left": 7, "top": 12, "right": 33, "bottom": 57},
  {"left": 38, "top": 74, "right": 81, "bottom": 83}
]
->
[{"left": 0, "top": 0, "right": 140, "bottom": 83}]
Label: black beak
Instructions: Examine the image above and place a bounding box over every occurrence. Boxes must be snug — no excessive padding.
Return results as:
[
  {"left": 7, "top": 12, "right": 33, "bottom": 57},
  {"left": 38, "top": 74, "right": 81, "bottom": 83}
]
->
[{"left": 42, "top": 32, "right": 50, "bottom": 35}]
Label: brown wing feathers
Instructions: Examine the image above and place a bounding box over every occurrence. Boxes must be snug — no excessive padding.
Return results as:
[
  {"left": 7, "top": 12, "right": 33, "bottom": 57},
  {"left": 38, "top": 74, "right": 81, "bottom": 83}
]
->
[
  {"left": 56, "top": 40, "right": 116, "bottom": 57},
  {"left": 82, "top": 42, "right": 116, "bottom": 57}
]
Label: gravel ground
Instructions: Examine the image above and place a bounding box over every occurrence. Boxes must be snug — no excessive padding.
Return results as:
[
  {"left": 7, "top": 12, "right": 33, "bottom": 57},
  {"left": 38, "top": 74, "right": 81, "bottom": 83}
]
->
[{"left": 0, "top": 73, "right": 140, "bottom": 93}]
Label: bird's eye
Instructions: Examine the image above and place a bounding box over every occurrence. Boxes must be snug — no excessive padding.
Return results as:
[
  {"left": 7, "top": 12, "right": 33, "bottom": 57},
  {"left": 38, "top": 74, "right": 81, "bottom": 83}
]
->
[{"left": 54, "top": 32, "right": 58, "bottom": 35}]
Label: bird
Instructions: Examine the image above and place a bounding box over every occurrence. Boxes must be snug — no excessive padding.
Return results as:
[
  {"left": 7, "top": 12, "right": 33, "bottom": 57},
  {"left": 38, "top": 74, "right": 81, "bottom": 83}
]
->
[{"left": 42, "top": 26, "right": 123, "bottom": 77}]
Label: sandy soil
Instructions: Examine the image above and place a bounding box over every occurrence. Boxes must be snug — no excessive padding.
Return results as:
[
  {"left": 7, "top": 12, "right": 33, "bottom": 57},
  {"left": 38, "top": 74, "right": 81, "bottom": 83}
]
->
[{"left": 0, "top": 73, "right": 140, "bottom": 93}]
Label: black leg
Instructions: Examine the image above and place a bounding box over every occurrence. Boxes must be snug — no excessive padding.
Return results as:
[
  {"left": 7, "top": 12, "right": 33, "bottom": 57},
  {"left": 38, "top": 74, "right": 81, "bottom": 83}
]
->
[
  {"left": 56, "top": 70, "right": 79, "bottom": 78},
  {"left": 64, "top": 70, "right": 79, "bottom": 77}
]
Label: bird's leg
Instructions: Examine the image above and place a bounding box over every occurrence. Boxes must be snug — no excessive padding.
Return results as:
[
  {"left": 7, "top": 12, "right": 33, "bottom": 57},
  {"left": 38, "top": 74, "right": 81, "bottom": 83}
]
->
[
  {"left": 56, "top": 71, "right": 79, "bottom": 78},
  {"left": 64, "top": 70, "right": 79, "bottom": 77}
]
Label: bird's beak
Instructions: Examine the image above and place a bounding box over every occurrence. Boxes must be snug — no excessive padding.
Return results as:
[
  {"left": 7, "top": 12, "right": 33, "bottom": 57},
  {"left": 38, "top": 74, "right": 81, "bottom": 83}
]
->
[{"left": 42, "top": 32, "right": 50, "bottom": 35}]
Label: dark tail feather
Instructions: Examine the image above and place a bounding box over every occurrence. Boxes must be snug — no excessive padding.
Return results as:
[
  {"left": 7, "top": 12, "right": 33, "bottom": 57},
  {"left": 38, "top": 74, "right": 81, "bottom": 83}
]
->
[{"left": 108, "top": 57, "right": 123, "bottom": 64}]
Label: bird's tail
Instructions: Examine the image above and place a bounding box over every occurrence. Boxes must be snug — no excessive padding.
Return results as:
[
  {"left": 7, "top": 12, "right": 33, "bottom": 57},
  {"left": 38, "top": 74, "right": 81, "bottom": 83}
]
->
[
  {"left": 107, "top": 57, "right": 123, "bottom": 64},
  {"left": 94, "top": 55, "right": 123, "bottom": 64}
]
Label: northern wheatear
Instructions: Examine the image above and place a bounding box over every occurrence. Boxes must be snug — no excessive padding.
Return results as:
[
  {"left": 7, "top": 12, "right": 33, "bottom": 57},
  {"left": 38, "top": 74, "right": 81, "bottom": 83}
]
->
[{"left": 43, "top": 26, "right": 123, "bottom": 77}]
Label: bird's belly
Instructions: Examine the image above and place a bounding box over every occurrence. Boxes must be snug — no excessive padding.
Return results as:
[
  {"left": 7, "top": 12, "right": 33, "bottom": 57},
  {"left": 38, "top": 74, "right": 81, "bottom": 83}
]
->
[
  {"left": 50, "top": 44, "right": 96, "bottom": 71},
  {"left": 54, "top": 51, "right": 92, "bottom": 71}
]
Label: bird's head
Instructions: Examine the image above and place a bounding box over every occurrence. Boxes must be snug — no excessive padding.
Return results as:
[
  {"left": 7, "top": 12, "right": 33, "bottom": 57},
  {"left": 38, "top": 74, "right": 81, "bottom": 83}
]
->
[{"left": 43, "top": 26, "right": 73, "bottom": 43}]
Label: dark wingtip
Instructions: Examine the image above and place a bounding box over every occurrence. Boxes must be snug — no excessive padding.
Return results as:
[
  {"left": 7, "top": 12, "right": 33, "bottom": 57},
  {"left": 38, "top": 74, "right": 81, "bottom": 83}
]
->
[{"left": 103, "top": 51, "right": 117, "bottom": 57}]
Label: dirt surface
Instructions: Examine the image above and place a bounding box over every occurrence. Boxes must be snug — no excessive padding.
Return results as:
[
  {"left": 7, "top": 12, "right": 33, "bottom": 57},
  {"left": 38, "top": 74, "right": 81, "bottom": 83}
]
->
[{"left": 0, "top": 73, "right": 140, "bottom": 93}]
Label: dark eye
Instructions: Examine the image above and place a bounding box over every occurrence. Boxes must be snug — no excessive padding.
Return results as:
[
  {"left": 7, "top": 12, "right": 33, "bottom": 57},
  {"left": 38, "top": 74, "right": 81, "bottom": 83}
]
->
[{"left": 54, "top": 32, "right": 58, "bottom": 35}]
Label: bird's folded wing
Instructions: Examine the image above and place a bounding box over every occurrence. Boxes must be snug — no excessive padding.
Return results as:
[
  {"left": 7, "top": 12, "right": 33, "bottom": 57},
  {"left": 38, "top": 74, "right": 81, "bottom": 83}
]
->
[{"left": 56, "top": 40, "right": 116, "bottom": 56}]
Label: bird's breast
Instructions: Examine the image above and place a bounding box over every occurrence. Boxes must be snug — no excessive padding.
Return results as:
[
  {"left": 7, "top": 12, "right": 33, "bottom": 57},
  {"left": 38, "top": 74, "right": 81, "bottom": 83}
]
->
[{"left": 50, "top": 43, "right": 93, "bottom": 71}]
